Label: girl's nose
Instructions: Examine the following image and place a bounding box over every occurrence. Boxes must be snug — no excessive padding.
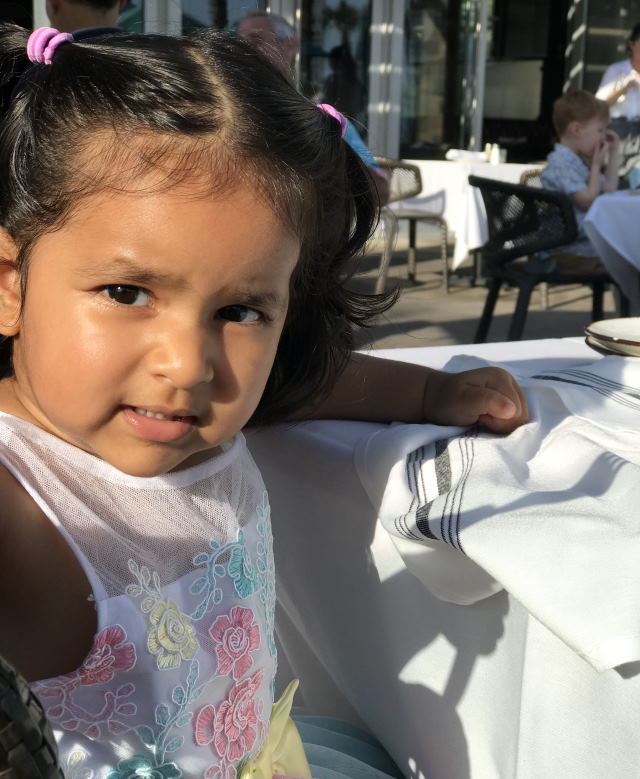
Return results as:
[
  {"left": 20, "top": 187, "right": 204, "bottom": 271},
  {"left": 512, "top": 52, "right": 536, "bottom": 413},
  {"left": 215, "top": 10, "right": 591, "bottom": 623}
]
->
[{"left": 151, "top": 324, "right": 215, "bottom": 389}]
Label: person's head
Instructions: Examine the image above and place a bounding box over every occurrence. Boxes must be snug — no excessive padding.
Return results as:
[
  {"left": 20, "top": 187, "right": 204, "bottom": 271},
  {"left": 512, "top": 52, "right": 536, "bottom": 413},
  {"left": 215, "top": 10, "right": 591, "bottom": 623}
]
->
[
  {"left": 628, "top": 23, "right": 640, "bottom": 61},
  {"left": 0, "top": 24, "right": 389, "bottom": 477},
  {"left": 46, "top": 0, "right": 126, "bottom": 33},
  {"left": 551, "top": 90, "right": 610, "bottom": 157},
  {"left": 236, "top": 11, "right": 297, "bottom": 77}
]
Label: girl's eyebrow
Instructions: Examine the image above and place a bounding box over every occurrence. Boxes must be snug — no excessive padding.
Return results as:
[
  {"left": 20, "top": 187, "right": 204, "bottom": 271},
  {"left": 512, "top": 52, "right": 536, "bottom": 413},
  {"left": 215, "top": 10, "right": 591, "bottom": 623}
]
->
[
  {"left": 76, "top": 257, "right": 287, "bottom": 309},
  {"left": 76, "top": 257, "right": 189, "bottom": 290}
]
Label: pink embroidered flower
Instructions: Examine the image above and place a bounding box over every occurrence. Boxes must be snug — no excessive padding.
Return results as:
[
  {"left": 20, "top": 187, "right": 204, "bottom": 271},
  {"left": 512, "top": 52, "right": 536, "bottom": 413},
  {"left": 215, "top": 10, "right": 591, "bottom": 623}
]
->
[
  {"left": 79, "top": 625, "right": 137, "bottom": 685},
  {"left": 214, "top": 670, "right": 263, "bottom": 762},
  {"left": 204, "top": 763, "right": 236, "bottom": 779},
  {"left": 209, "top": 607, "right": 260, "bottom": 680},
  {"left": 194, "top": 704, "right": 217, "bottom": 747}
]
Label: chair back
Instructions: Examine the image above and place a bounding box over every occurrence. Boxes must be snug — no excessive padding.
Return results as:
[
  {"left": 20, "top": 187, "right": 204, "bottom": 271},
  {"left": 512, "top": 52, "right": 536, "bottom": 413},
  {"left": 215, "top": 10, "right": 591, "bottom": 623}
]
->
[
  {"left": 468, "top": 175, "right": 578, "bottom": 269},
  {"left": 373, "top": 157, "right": 422, "bottom": 203},
  {"left": 518, "top": 167, "right": 545, "bottom": 188}
]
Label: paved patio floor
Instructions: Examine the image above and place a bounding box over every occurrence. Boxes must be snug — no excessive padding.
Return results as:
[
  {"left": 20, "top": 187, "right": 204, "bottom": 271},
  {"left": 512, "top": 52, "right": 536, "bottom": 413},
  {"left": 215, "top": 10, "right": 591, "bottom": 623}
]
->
[{"left": 350, "top": 225, "right": 618, "bottom": 351}]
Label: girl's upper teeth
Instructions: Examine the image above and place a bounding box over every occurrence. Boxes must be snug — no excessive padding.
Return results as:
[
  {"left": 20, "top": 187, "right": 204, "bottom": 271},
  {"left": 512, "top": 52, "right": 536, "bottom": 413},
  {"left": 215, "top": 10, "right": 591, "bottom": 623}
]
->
[{"left": 135, "top": 407, "right": 174, "bottom": 420}]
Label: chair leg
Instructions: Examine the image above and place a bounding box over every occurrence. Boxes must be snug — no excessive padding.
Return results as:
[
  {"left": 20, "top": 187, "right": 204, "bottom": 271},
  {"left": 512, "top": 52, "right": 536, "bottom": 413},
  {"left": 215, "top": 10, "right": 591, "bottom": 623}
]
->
[
  {"left": 508, "top": 283, "right": 535, "bottom": 341},
  {"left": 438, "top": 218, "right": 449, "bottom": 293},
  {"left": 619, "top": 287, "right": 631, "bottom": 317},
  {"left": 408, "top": 220, "right": 417, "bottom": 282},
  {"left": 539, "top": 282, "right": 549, "bottom": 310},
  {"left": 474, "top": 278, "right": 502, "bottom": 343},
  {"left": 591, "top": 281, "right": 604, "bottom": 322},
  {"left": 375, "top": 209, "right": 398, "bottom": 295}
]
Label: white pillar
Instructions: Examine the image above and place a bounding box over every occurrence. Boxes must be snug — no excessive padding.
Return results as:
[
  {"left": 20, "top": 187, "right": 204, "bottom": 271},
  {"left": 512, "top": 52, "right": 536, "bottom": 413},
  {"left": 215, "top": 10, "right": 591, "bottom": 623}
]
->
[
  {"left": 368, "top": 0, "right": 403, "bottom": 159},
  {"left": 469, "top": 0, "right": 489, "bottom": 151},
  {"left": 144, "top": 0, "right": 181, "bottom": 34},
  {"left": 32, "top": 0, "right": 48, "bottom": 28}
]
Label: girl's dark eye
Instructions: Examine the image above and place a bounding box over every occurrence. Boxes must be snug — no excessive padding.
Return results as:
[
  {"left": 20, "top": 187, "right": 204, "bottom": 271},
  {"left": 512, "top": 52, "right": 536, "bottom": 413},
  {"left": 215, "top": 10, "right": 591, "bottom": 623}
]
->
[
  {"left": 218, "top": 305, "right": 261, "bottom": 323},
  {"left": 102, "top": 285, "right": 150, "bottom": 307}
]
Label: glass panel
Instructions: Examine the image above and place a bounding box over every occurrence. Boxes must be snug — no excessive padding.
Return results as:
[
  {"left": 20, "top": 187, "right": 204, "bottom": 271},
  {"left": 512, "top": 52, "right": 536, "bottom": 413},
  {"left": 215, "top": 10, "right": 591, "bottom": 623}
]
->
[
  {"left": 401, "top": 0, "right": 472, "bottom": 157},
  {"left": 181, "top": 0, "right": 267, "bottom": 34},
  {"left": 584, "top": 1, "right": 640, "bottom": 93},
  {"left": 119, "top": 0, "right": 144, "bottom": 32},
  {"left": 299, "top": 1, "right": 372, "bottom": 131}
]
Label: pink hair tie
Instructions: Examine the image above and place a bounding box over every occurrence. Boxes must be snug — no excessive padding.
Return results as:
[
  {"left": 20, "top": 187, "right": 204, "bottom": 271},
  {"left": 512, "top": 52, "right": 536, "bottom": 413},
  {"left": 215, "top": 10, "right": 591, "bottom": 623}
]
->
[
  {"left": 317, "top": 103, "right": 347, "bottom": 137},
  {"left": 27, "top": 27, "right": 74, "bottom": 65}
]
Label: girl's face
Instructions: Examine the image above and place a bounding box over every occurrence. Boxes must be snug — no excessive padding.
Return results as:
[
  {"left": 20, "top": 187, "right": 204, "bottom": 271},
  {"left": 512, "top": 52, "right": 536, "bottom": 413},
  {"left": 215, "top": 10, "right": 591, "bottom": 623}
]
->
[{"left": 0, "top": 180, "right": 300, "bottom": 477}]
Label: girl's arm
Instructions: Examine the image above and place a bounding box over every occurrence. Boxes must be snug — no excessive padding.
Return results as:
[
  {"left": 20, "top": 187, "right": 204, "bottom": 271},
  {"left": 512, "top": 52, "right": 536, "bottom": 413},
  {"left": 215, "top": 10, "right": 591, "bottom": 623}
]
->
[{"left": 299, "top": 352, "right": 528, "bottom": 433}]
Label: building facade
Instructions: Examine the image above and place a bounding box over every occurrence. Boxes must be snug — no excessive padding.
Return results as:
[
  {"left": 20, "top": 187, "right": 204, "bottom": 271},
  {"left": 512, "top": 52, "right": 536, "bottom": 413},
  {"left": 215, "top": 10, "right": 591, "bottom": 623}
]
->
[{"left": 30, "top": 0, "right": 640, "bottom": 162}]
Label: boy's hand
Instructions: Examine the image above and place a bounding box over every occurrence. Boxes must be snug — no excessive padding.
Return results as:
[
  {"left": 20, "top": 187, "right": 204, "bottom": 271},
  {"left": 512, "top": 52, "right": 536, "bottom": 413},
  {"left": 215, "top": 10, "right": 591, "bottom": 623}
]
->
[
  {"left": 592, "top": 138, "right": 608, "bottom": 168},
  {"left": 605, "top": 129, "right": 620, "bottom": 152},
  {"left": 423, "top": 367, "right": 528, "bottom": 433}
]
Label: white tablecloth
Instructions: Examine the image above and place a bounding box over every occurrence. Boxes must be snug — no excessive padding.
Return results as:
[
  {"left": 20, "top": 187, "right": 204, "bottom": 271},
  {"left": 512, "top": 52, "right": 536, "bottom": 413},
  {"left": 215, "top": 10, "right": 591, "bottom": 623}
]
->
[
  {"left": 248, "top": 338, "right": 640, "bottom": 779},
  {"left": 389, "top": 160, "right": 532, "bottom": 270},
  {"left": 584, "top": 190, "right": 640, "bottom": 313}
]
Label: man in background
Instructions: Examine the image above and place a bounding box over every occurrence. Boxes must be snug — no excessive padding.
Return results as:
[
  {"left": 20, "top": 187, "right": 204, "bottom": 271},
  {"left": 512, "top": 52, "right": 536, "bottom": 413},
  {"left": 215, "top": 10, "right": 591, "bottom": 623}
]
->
[
  {"left": 237, "top": 10, "right": 389, "bottom": 205},
  {"left": 46, "top": 0, "right": 125, "bottom": 39}
]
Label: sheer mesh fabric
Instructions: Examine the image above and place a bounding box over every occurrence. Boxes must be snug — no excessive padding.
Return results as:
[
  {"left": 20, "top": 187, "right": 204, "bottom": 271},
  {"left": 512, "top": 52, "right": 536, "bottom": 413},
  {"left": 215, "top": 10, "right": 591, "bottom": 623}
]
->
[{"left": 0, "top": 412, "right": 260, "bottom": 597}]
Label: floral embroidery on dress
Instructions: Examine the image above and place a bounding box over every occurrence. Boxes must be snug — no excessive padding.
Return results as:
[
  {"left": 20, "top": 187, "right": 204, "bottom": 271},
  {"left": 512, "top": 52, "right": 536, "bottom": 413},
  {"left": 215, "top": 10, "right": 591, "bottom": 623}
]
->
[
  {"left": 191, "top": 532, "right": 258, "bottom": 622},
  {"left": 126, "top": 560, "right": 198, "bottom": 670},
  {"left": 194, "top": 669, "right": 263, "bottom": 764},
  {"left": 106, "top": 756, "right": 181, "bottom": 779},
  {"left": 133, "top": 657, "right": 203, "bottom": 770},
  {"left": 32, "top": 625, "right": 137, "bottom": 740},
  {"left": 255, "top": 494, "right": 277, "bottom": 658},
  {"left": 209, "top": 606, "right": 260, "bottom": 680}
]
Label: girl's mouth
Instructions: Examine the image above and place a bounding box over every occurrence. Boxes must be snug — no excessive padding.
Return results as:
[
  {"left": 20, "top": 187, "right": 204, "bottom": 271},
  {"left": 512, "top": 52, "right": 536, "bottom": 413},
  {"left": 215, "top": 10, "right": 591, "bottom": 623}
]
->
[{"left": 122, "top": 405, "right": 198, "bottom": 443}]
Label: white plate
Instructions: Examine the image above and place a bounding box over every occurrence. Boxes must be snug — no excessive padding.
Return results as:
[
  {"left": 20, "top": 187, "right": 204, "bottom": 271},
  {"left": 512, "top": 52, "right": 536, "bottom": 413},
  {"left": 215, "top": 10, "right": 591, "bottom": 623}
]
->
[{"left": 585, "top": 318, "right": 640, "bottom": 356}]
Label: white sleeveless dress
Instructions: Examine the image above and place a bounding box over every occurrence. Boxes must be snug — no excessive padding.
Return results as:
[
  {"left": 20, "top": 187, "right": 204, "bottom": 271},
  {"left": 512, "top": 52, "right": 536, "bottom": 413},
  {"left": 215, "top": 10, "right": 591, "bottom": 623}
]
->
[{"left": 0, "top": 411, "right": 276, "bottom": 779}]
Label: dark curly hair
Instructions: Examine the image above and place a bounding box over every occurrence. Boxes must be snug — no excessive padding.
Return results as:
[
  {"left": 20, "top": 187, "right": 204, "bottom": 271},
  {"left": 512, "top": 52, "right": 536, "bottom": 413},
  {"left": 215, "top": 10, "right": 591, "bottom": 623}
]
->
[{"left": 0, "top": 24, "right": 394, "bottom": 425}]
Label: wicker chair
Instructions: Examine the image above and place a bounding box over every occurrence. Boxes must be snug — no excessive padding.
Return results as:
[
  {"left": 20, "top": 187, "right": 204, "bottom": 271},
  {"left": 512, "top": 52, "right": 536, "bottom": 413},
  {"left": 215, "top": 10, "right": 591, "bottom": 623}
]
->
[
  {"left": 373, "top": 157, "right": 449, "bottom": 293},
  {"left": 469, "top": 175, "right": 626, "bottom": 342}
]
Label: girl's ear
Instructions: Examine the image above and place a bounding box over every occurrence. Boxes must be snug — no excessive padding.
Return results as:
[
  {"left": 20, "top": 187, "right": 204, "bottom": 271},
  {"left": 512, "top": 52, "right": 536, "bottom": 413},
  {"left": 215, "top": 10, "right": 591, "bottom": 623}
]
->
[{"left": 0, "top": 229, "right": 21, "bottom": 337}]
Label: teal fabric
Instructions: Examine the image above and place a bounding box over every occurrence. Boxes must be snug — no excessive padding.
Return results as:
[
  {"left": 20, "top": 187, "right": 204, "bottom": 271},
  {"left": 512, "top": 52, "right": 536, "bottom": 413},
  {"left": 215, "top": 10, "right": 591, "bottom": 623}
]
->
[{"left": 292, "top": 715, "right": 405, "bottom": 779}]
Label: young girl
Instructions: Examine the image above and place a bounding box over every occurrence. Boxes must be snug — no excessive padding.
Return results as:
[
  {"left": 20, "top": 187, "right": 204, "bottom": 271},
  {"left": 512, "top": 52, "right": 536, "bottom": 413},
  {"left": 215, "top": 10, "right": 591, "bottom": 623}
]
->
[{"left": 0, "top": 24, "right": 526, "bottom": 779}]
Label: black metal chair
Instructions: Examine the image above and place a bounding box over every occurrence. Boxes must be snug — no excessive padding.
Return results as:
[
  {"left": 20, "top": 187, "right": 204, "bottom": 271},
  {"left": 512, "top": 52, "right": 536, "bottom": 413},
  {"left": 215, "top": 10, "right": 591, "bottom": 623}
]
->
[{"left": 469, "top": 175, "right": 627, "bottom": 342}]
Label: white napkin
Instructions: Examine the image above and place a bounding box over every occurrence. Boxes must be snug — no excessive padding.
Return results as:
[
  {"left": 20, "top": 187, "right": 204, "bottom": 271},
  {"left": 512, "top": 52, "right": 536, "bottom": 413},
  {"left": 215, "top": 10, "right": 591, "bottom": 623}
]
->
[
  {"left": 355, "top": 355, "right": 640, "bottom": 672},
  {"left": 444, "top": 149, "right": 488, "bottom": 161}
]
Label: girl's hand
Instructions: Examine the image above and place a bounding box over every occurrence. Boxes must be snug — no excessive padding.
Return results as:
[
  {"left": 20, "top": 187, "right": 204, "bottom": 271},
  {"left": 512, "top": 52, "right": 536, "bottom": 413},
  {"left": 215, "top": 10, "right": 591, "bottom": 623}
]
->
[{"left": 423, "top": 367, "right": 528, "bottom": 433}]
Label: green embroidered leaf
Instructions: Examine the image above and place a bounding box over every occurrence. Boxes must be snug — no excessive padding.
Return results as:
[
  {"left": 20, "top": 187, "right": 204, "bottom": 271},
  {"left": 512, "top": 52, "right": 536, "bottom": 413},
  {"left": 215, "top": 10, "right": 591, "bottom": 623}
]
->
[
  {"left": 125, "top": 585, "right": 142, "bottom": 597},
  {"left": 191, "top": 600, "right": 207, "bottom": 621},
  {"left": 136, "top": 725, "right": 156, "bottom": 747},
  {"left": 189, "top": 577, "right": 207, "bottom": 595},
  {"left": 193, "top": 552, "right": 209, "bottom": 566},
  {"left": 175, "top": 712, "right": 192, "bottom": 728},
  {"left": 164, "top": 736, "right": 183, "bottom": 753},
  {"left": 155, "top": 703, "right": 170, "bottom": 726},
  {"left": 127, "top": 559, "right": 139, "bottom": 575},
  {"left": 141, "top": 566, "right": 151, "bottom": 587},
  {"left": 190, "top": 685, "right": 204, "bottom": 701},
  {"left": 186, "top": 659, "right": 199, "bottom": 690},
  {"left": 171, "top": 686, "right": 185, "bottom": 706},
  {"left": 153, "top": 571, "right": 161, "bottom": 591}
]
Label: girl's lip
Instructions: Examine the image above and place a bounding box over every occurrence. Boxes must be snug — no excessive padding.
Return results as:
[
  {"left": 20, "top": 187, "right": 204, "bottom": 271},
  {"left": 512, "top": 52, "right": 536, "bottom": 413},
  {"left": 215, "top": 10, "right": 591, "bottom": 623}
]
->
[{"left": 121, "top": 406, "right": 197, "bottom": 443}]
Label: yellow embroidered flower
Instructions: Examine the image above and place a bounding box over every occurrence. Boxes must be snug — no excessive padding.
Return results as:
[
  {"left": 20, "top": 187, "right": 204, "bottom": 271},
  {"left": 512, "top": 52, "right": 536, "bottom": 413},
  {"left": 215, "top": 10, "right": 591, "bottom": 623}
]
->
[{"left": 147, "top": 600, "right": 197, "bottom": 670}]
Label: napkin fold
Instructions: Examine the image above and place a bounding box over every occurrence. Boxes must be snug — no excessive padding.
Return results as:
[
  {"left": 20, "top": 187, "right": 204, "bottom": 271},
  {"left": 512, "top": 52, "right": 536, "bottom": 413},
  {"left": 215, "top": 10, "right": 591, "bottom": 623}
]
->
[{"left": 355, "top": 355, "right": 640, "bottom": 672}]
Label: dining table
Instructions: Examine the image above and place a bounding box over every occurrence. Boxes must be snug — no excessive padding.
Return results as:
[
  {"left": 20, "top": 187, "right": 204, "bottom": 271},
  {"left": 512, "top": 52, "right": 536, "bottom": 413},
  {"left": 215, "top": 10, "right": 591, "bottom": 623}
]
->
[
  {"left": 584, "top": 189, "right": 640, "bottom": 314},
  {"left": 247, "top": 337, "right": 640, "bottom": 779},
  {"left": 389, "top": 159, "right": 533, "bottom": 270}
]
